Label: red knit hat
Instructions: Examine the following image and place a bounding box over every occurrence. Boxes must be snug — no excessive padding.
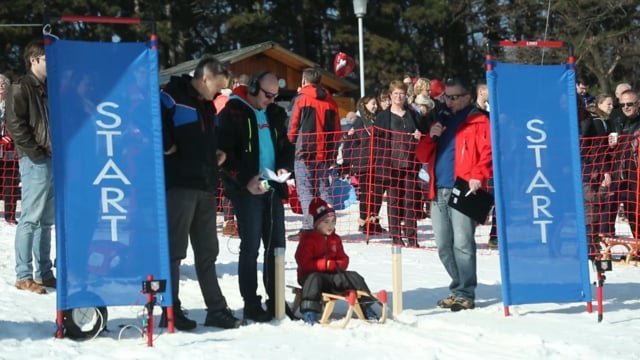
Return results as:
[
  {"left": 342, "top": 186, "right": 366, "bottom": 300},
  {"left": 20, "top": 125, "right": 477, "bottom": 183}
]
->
[
  {"left": 308, "top": 197, "right": 336, "bottom": 226},
  {"left": 430, "top": 79, "right": 445, "bottom": 98}
]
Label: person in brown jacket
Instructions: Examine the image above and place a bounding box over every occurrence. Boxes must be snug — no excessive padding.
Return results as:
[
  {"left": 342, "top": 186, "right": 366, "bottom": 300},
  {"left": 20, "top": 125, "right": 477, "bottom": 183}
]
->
[{"left": 5, "top": 40, "right": 55, "bottom": 294}]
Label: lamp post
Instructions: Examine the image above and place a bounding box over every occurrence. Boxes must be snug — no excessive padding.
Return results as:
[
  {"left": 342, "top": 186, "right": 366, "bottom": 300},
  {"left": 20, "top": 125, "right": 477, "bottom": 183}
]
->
[{"left": 353, "top": 0, "right": 368, "bottom": 98}]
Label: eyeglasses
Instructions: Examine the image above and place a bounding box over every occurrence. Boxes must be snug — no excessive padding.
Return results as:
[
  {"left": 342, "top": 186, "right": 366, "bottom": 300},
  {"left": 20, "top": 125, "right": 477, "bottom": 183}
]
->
[
  {"left": 444, "top": 93, "right": 468, "bottom": 101},
  {"left": 621, "top": 102, "right": 637, "bottom": 108},
  {"left": 260, "top": 88, "right": 278, "bottom": 99}
]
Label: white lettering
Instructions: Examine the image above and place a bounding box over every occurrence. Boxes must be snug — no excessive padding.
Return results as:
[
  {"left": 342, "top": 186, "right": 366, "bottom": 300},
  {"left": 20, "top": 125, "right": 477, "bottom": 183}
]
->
[
  {"left": 93, "top": 158, "right": 131, "bottom": 185},
  {"left": 96, "top": 130, "right": 121, "bottom": 157},
  {"left": 101, "top": 187, "right": 127, "bottom": 214},
  {"left": 526, "top": 119, "right": 555, "bottom": 245},
  {"left": 96, "top": 102, "right": 122, "bottom": 129},
  {"left": 527, "top": 144, "right": 547, "bottom": 168},
  {"left": 93, "top": 101, "right": 130, "bottom": 242},
  {"left": 102, "top": 215, "right": 127, "bottom": 242},
  {"left": 526, "top": 119, "right": 546, "bottom": 143},
  {"left": 533, "top": 220, "right": 552, "bottom": 243},
  {"left": 526, "top": 170, "right": 556, "bottom": 193},
  {"left": 532, "top": 195, "right": 553, "bottom": 218}
]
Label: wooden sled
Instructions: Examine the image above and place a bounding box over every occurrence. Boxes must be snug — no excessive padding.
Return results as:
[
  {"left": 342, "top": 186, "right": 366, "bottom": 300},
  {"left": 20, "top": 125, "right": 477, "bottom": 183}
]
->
[
  {"left": 600, "top": 236, "right": 639, "bottom": 266},
  {"left": 287, "top": 285, "right": 388, "bottom": 329}
]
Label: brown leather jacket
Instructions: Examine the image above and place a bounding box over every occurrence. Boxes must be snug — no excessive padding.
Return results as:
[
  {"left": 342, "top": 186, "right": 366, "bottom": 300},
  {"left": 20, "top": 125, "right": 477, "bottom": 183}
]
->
[{"left": 5, "top": 71, "right": 50, "bottom": 161}]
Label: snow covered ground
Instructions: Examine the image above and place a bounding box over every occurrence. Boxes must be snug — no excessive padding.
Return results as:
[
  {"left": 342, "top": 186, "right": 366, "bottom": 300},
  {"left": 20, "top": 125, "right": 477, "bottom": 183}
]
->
[{"left": 0, "top": 206, "right": 639, "bottom": 360}]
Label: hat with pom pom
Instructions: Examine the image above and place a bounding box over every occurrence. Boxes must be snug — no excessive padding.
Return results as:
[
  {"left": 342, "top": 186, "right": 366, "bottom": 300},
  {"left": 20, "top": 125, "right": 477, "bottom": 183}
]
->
[{"left": 308, "top": 197, "right": 336, "bottom": 226}]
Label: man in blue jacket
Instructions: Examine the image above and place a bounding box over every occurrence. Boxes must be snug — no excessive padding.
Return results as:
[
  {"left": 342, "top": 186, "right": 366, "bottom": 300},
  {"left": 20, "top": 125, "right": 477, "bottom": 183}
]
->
[{"left": 160, "top": 57, "right": 241, "bottom": 331}]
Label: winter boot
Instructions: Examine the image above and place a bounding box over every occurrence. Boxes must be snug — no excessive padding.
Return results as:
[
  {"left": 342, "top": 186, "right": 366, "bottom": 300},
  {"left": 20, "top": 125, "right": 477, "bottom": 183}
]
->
[
  {"left": 204, "top": 307, "right": 242, "bottom": 329},
  {"left": 437, "top": 295, "right": 456, "bottom": 309},
  {"left": 159, "top": 306, "right": 197, "bottom": 331},
  {"left": 243, "top": 298, "right": 272, "bottom": 323},
  {"left": 450, "top": 297, "right": 475, "bottom": 312},
  {"left": 362, "top": 304, "right": 379, "bottom": 321},
  {"left": 302, "top": 311, "right": 319, "bottom": 325}
]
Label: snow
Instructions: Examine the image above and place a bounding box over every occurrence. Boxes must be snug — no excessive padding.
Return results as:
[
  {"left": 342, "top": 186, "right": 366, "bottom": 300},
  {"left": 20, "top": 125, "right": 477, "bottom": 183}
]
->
[{"left": 0, "top": 208, "right": 639, "bottom": 360}]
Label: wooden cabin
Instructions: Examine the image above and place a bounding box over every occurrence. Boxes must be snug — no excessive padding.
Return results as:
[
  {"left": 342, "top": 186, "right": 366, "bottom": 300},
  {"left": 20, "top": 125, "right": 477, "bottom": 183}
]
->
[{"left": 159, "top": 41, "right": 357, "bottom": 119}]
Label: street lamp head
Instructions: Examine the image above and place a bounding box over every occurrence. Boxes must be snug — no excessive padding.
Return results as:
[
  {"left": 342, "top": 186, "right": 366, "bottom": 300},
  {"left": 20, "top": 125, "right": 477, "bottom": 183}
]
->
[{"left": 353, "top": 0, "right": 368, "bottom": 17}]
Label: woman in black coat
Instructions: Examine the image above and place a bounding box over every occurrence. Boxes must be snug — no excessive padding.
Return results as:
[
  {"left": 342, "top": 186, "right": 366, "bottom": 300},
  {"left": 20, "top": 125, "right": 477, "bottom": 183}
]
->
[
  {"left": 373, "top": 80, "right": 425, "bottom": 247},
  {"left": 343, "top": 95, "right": 387, "bottom": 235}
]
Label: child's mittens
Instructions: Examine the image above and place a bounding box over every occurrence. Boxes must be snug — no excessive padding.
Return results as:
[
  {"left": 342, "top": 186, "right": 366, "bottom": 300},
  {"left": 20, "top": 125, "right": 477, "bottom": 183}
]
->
[
  {"left": 315, "top": 258, "right": 327, "bottom": 271},
  {"left": 315, "top": 258, "right": 337, "bottom": 272},
  {"left": 326, "top": 259, "right": 337, "bottom": 272}
]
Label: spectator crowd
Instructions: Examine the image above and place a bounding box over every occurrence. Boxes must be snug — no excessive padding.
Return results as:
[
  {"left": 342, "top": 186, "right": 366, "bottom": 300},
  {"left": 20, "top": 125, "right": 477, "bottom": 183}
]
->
[{"left": 2, "top": 38, "right": 638, "bottom": 330}]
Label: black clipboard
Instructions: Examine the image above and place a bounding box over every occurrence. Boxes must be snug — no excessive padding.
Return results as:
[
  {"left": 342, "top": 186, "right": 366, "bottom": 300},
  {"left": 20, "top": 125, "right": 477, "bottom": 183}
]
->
[{"left": 448, "top": 177, "right": 494, "bottom": 223}]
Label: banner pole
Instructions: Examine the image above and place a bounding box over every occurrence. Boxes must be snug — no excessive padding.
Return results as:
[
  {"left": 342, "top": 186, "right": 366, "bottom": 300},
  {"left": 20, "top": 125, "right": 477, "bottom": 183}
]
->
[
  {"left": 146, "top": 275, "right": 154, "bottom": 347},
  {"left": 55, "top": 310, "right": 64, "bottom": 338}
]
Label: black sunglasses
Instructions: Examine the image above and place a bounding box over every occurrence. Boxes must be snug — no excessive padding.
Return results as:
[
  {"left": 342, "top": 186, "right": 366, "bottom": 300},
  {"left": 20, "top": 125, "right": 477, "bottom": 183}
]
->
[
  {"left": 621, "top": 102, "right": 637, "bottom": 108},
  {"left": 444, "top": 93, "right": 468, "bottom": 101},
  {"left": 260, "top": 88, "right": 278, "bottom": 99}
]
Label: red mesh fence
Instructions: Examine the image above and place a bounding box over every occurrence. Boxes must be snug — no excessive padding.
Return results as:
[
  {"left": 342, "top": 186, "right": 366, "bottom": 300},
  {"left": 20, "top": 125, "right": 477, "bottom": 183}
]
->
[
  {"left": 0, "top": 143, "right": 20, "bottom": 225},
  {"left": 216, "top": 128, "right": 640, "bottom": 260},
  {"left": 581, "top": 133, "right": 640, "bottom": 262},
  {"left": 338, "top": 126, "right": 429, "bottom": 247},
  {"left": 217, "top": 126, "right": 465, "bottom": 249},
  {"left": 2, "top": 126, "right": 634, "bottom": 260}
]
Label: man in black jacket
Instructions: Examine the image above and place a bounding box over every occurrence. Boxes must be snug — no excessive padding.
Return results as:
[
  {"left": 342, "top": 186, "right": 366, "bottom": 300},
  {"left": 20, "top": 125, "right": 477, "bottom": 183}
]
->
[
  {"left": 160, "top": 57, "right": 241, "bottom": 331},
  {"left": 6, "top": 40, "right": 55, "bottom": 295},
  {"left": 218, "top": 71, "right": 295, "bottom": 322},
  {"left": 613, "top": 89, "right": 640, "bottom": 239}
]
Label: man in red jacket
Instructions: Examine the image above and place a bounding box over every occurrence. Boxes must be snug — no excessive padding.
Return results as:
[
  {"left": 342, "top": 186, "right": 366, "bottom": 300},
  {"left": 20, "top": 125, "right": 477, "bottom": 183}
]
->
[
  {"left": 294, "top": 197, "right": 376, "bottom": 324},
  {"left": 288, "top": 68, "right": 340, "bottom": 236},
  {"left": 415, "top": 77, "right": 492, "bottom": 312}
]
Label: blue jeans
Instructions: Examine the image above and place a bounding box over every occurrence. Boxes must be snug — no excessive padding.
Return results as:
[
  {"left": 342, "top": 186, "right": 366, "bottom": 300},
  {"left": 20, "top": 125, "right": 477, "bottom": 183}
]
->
[
  {"left": 294, "top": 159, "right": 330, "bottom": 229},
  {"left": 15, "top": 156, "right": 55, "bottom": 281},
  {"left": 430, "top": 188, "right": 477, "bottom": 300}
]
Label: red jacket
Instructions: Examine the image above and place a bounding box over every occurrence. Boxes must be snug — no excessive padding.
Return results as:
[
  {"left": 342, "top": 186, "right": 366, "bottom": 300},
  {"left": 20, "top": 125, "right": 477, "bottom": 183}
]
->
[
  {"left": 415, "top": 108, "right": 492, "bottom": 200},
  {"left": 288, "top": 84, "right": 340, "bottom": 161},
  {"left": 295, "top": 230, "right": 349, "bottom": 285}
]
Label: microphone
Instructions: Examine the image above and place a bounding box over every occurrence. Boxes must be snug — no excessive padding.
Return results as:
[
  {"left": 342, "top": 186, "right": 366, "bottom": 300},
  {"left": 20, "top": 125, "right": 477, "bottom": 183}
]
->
[{"left": 431, "top": 120, "right": 441, "bottom": 143}]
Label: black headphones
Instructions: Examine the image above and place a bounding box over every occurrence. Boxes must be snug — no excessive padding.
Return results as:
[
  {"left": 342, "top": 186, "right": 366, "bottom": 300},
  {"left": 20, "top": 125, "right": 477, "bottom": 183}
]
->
[{"left": 248, "top": 71, "right": 271, "bottom": 96}]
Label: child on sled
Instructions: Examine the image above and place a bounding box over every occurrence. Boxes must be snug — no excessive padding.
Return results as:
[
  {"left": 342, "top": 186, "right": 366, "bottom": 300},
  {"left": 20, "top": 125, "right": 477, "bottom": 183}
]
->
[{"left": 294, "top": 197, "right": 379, "bottom": 324}]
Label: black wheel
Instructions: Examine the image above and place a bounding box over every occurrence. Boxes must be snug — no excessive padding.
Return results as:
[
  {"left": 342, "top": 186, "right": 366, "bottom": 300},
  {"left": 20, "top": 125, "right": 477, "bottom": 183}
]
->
[{"left": 63, "top": 306, "right": 108, "bottom": 340}]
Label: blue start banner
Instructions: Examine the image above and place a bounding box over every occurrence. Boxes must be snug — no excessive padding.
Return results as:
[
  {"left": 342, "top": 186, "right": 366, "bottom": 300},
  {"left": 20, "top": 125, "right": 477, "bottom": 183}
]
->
[
  {"left": 47, "top": 39, "right": 172, "bottom": 310},
  {"left": 487, "top": 61, "right": 591, "bottom": 306}
]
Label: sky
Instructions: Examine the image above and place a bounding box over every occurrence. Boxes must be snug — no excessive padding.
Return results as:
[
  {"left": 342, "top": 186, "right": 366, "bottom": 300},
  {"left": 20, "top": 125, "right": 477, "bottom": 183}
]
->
[{"left": 0, "top": 209, "right": 639, "bottom": 360}]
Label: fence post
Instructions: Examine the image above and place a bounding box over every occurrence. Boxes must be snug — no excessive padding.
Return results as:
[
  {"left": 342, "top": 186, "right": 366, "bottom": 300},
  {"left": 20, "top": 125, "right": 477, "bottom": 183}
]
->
[
  {"left": 274, "top": 247, "right": 286, "bottom": 320},
  {"left": 391, "top": 245, "right": 403, "bottom": 317}
]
